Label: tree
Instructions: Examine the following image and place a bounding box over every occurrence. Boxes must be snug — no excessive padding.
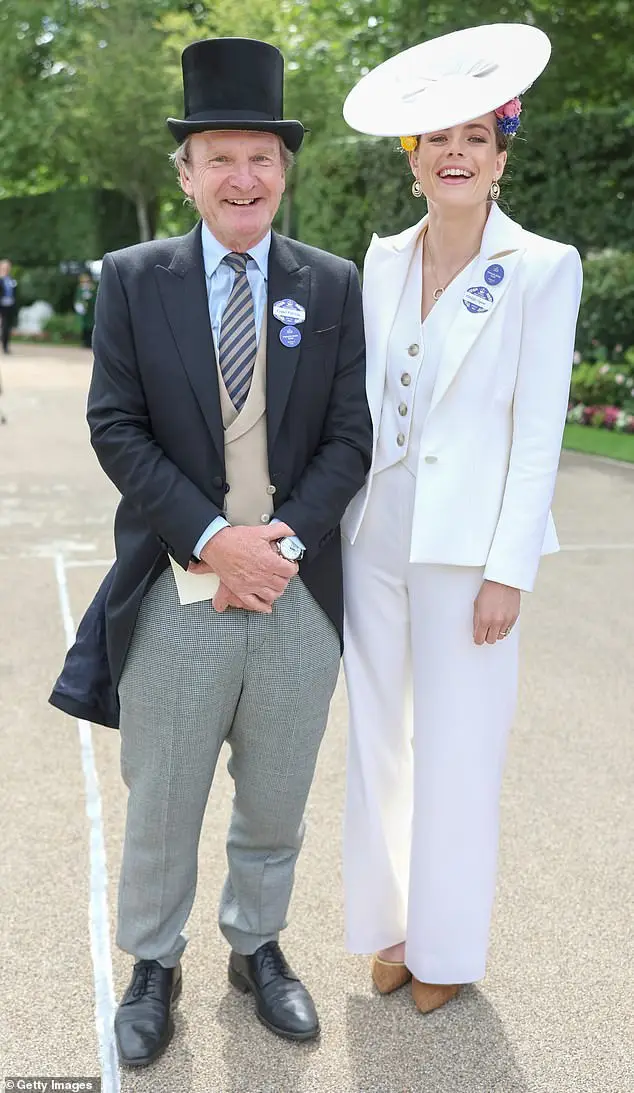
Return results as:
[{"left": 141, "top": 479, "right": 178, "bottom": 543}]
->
[{"left": 47, "top": 0, "right": 184, "bottom": 241}]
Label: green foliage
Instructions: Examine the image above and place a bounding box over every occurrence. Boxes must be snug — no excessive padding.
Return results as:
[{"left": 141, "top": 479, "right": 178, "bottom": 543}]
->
[
  {"left": 502, "top": 110, "right": 634, "bottom": 256},
  {"left": 16, "top": 266, "right": 76, "bottom": 313},
  {"left": 575, "top": 251, "right": 634, "bottom": 357},
  {"left": 0, "top": 189, "right": 139, "bottom": 266},
  {"left": 295, "top": 137, "right": 418, "bottom": 264},
  {"left": 155, "top": 193, "right": 199, "bottom": 239},
  {"left": 42, "top": 312, "right": 82, "bottom": 344},
  {"left": 569, "top": 349, "right": 634, "bottom": 411},
  {"left": 53, "top": 0, "right": 182, "bottom": 240}
]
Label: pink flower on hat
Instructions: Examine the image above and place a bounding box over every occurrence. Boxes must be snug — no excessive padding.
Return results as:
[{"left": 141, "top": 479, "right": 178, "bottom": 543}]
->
[
  {"left": 495, "top": 98, "right": 522, "bottom": 119},
  {"left": 494, "top": 97, "right": 522, "bottom": 136}
]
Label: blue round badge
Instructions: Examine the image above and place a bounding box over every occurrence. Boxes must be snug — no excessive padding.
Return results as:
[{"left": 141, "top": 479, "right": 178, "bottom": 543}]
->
[
  {"left": 279, "top": 324, "right": 302, "bottom": 348},
  {"left": 463, "top": 285, "right": 494, "bottom": 314},
  {"left": 484, "top": 263, "right": 505, "bottom": 286}
]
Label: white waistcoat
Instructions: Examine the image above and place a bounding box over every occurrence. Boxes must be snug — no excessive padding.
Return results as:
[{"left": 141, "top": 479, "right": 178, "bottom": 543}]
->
[{"left": 374, "top": 241, "right": 477, "bottom": 477}]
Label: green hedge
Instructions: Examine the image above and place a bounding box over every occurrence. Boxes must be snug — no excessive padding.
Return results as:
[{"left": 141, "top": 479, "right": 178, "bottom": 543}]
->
[
  {"left": 16, "top": 266, "right": 78, "bottom": 313},
  {"left": 503, "top": 109, "right": 634, "bottom": 256},
  {"left": 294, "top": 108, "right": 634, "bottom": 269},
  {"left": 576, "top": 251, "right": 634, "bottom": 356},
  {"left": 0, "top": 188, "right": 140, "bottom": 266}
]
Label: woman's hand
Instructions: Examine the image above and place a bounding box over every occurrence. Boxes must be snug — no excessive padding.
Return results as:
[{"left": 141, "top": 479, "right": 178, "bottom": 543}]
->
[{"left": 473, "top": 580, "right": 520, "bottom": 645}]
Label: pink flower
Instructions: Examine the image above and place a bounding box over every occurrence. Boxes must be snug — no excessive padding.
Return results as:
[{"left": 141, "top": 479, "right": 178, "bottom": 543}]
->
[
  {"left": 615, "top": 374, "right": 624, "bottom": 384},
  {"left": 599, "top": 364, "right": 610, "bottom": 374},
  {"left": 495, "top": 98, "right": 522, "bottom": 119},
  {"left": 615, "top": 344, "right": 623, "bottom": 353}
]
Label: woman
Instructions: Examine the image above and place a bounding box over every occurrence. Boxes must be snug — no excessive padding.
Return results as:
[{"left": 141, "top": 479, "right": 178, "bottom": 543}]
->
[{"left": 340, "top": 24, "right": 582, "bottom": 1014}]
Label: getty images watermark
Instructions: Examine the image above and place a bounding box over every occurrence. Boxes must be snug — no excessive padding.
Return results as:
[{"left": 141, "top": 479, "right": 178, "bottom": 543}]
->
[{"left": 4, "top": 1081, "right": 101, "bottom": 1092}]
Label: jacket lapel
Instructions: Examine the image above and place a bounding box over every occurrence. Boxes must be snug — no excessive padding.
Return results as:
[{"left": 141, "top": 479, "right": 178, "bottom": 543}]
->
[
  {"left": 266, "top": 233, "right": 311, "bottom": 452},
  {"left": 154, "top": 222, "right": 224, "bottom": 462},
  {"left": 363, "top": 216, "right": 427, "bottom": 432},
  {"left": 428, "top": 204, "right": 526, "bottom": 414}
]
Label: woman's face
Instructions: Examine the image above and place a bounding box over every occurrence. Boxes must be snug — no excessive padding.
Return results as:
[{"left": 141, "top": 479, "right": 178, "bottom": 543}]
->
[{"left": 410, "top": 113, "right": 507, "bottom": 211}]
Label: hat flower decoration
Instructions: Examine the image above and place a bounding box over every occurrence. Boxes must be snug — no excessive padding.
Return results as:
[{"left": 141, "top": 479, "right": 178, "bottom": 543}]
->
[{"left": 495, "top": 96, "right": 522, "bottom": 135}]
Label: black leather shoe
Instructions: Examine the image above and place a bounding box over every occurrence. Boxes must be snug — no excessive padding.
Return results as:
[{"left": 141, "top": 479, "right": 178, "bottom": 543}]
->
[
  {"left": 229, "top": 941, "right": 320, "bottom": 1041},
  {"left": 114, "top": 959, "right": 182, "bottom": 1067}
]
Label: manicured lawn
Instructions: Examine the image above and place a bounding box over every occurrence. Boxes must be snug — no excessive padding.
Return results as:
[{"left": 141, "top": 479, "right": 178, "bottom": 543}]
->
[{"left": 563, "top": 423, "right": 634, "bottom": 463}]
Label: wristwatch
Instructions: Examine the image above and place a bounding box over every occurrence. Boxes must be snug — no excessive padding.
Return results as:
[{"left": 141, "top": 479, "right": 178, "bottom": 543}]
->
[{"left": 276, "top": 536, "right": 305, "bottom": 563}]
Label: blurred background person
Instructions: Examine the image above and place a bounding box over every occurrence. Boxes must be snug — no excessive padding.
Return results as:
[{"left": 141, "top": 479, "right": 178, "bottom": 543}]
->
[
  {"left": 73, "top": 270, "right": 97, "bottom": 348},
  {"left": 0, "top": 258, "right": 18, "bottom": 354}
]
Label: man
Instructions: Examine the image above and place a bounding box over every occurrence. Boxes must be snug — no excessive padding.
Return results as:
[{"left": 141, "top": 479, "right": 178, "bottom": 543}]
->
[
  {"left": 0, "top": 258, "right": 18, "bottom": 354},
  {"left": 85, "top": 37, "right": 371, "bottom": 1066}
]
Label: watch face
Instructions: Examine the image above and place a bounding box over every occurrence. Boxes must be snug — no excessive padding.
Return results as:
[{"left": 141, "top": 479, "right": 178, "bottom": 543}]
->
[{"left": 281, "top": 539, "right": 302, "bottom": 562}]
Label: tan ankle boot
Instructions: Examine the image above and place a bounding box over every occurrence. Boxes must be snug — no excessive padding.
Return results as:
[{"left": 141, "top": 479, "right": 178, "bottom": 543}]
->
[
  {"left": 371, "top": 956, "right": 412, "bottom": 994},
  {"left": 411, "top": 978, "right": 459, "bottom": 1013}
]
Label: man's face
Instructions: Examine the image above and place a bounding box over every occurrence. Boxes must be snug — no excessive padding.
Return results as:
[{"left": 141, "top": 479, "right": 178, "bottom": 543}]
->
[
  {"left": 0, "top": 261, "right": 10, "bottom": 276},
  {"left": 179, "top": 130, "right": 286, "bottom": 251}
]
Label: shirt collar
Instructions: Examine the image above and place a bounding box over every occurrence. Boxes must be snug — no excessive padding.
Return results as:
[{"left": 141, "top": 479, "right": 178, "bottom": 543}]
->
[{"left": 201, "top": 221, "right": 271, "bottom": 281}]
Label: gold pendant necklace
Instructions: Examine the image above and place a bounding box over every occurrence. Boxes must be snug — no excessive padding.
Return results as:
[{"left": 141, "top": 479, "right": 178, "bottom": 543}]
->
[{"left": 426, "top": 239, "right": 480, "bottom": 300}]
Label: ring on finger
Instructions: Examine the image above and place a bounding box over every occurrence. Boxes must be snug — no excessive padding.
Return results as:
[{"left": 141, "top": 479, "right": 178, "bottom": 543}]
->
[{"left": 499, "top": 625, "right": 513, "bottom": 639}]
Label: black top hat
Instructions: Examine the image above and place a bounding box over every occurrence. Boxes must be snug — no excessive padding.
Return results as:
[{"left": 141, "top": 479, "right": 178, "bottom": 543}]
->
[{"left": 166, "top": 37, "right": 305, "bottom": 152}]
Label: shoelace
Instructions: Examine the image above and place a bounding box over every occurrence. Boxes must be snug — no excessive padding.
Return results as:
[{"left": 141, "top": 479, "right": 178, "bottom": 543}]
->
[
  {"left": 258, "top": 943, "right": 288, "bottom": 979},
  {"left": 131, "top": 962, "right": 164, "bottom": 1000}
]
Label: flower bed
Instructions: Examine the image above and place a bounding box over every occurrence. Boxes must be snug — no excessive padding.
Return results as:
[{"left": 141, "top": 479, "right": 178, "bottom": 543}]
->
[
  {"left": 567, "top": 402, "right": 634, "bottom": 433},
  {"left": 568, "top": 344, "right": 634, "bottom": 432}
]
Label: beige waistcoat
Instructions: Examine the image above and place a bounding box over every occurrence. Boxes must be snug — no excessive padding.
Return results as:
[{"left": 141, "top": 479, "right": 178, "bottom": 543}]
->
[{"left": 217, "top": 313, "right": 275, "bottom": 527}]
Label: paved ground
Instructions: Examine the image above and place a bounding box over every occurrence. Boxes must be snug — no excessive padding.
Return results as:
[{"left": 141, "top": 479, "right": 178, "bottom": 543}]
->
[{"left": 1, "top": 345, "right": 633, "bottom": 1093}]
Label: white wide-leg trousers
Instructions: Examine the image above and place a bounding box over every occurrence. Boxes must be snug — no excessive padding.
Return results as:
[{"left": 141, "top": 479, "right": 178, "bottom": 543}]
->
[{"left": 342, "top": 463, "right": 519, "bottom": 984}]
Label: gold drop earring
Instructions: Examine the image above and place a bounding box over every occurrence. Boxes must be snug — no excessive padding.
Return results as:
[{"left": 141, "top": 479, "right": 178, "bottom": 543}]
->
[
  {"left": 490, "top": 179, "right": 501, "bottom": 201},
  {"left": 411, "top": 179, "right": 424, "bottom": 198}
]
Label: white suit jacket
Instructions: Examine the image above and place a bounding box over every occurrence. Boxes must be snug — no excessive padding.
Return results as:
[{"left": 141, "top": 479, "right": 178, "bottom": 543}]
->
[{"left": 342, "top": 203, "right": 583, "bottom": 592}]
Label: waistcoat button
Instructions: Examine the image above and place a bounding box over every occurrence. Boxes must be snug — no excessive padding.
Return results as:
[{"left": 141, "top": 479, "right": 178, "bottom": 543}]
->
[
  {"left": 398, "top": 403, "right": 408, "bottom": 416},
  {"left": 260, "top": 514, "right": 271, "bottom": 524},
  {"left": 408, "top": 343, "right": 419, "bottom": 357},
  {"left": 401, "top": 372, "right": 411, "bottom": 386},
  {"left": 266, "top": 484, "right": 277, "bottom": 495},
  {"left": 424, "top": 455, "right": 438, "bottom": 464},
  {"left": 397, "top": 433, "right": 406, "bottom": 446}
]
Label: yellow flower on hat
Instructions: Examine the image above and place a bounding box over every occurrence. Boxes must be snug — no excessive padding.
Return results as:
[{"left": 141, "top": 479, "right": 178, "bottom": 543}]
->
[{"left": 400, "top": 135, "right": 417, "bottom": 151}]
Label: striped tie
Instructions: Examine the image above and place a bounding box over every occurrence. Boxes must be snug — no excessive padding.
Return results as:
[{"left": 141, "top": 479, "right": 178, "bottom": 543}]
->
[{"left": 218, "top": 252, "right": 257, "bottom": 411}]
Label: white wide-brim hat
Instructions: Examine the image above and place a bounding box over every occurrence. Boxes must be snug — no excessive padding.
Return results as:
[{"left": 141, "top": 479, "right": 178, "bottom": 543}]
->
[{"left": 343, "top": 23, "right": 551, "bottom": 137}]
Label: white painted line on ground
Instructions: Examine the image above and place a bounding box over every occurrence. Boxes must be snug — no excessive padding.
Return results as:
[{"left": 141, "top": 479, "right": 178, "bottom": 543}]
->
[
  {"left": 0, "top": 554, "right": 113, "bottom": 565},
  {"left": 53, "top": 554, "right": 120, "bottom": 1092},
  {"left": 64, "top": 558, "right": 114, "bottom": 569}
]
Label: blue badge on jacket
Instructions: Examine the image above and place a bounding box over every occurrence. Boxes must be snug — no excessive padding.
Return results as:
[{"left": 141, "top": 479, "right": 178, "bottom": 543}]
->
[
  {"left": 463, "top": 286, "right": 494, "bottom": 314},
  {"left": 484, "top": 264, "right": 505, "bottom": 286},
  {"left": 279, "top": 325, "right": 302, "bottom": 347}
]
